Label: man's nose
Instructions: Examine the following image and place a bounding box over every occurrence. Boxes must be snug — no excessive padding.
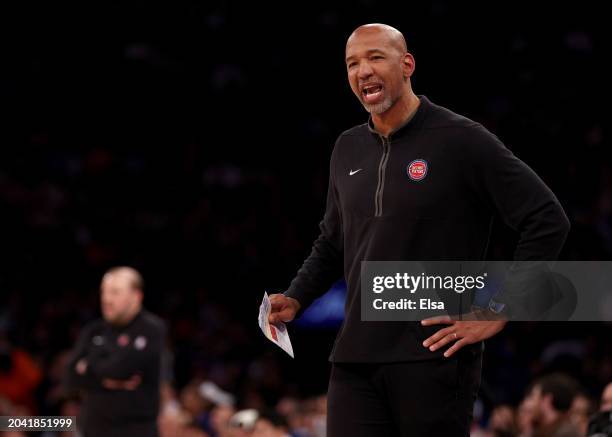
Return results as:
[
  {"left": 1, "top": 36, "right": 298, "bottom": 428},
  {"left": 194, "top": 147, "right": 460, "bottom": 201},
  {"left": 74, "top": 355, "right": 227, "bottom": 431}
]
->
[{"left": 357, "top": 61, "right": 374, "bottom": 80}]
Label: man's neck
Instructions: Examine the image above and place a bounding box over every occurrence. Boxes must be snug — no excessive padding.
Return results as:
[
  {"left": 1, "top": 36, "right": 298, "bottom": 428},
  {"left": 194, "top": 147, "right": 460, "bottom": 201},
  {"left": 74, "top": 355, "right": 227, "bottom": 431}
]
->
[
  {"left": 371, "top": 91, "right": 420, "bottom": 138},
  {"left": 113, "top": 308, "right": 142, "bottom": 327}
]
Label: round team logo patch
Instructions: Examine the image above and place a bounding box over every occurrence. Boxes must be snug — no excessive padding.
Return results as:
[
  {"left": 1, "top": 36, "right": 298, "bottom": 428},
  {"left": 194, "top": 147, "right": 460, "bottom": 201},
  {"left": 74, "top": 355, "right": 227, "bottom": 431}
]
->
[
  {"left": 117, "top": 334, "right": 130, "bottom": 347},
  {"left": 134, "top": 336, "right": 147, "bottom": 350},
  {"left": 407, "top": 159, "right": 428, "bottom": 181}
]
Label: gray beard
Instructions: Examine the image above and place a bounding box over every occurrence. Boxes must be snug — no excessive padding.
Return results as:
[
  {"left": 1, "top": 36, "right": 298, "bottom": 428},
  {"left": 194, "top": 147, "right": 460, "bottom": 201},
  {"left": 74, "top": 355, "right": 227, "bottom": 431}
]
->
[{"left": 362, "top": 94, "right": 395, "bottom": 115}]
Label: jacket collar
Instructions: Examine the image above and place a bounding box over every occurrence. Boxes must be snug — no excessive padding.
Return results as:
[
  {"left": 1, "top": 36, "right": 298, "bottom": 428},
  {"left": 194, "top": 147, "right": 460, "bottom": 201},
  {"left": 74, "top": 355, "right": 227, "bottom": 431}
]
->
[{"left": 367, "top": 95, "right": 430, "bottom": 140}]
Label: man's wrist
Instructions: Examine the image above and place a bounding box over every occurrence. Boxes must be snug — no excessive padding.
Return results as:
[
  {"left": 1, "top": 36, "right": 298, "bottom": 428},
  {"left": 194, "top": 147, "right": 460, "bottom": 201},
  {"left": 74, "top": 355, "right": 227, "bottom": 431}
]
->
[
  {"left": 287, "top": 295, "right": 301, "bottom": 311},
  {"left": 487, "top": 298, "right": 510, "bottom": 321},
  {"left": 488, "top": 299, "right": 506, "bottom": 315},
  {"left": 282, "top": 292, "right": 302, "bottom": 309}
]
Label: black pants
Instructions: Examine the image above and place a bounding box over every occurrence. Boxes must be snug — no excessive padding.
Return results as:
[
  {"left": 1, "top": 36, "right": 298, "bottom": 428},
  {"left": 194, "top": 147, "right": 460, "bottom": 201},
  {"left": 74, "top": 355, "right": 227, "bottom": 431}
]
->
[{"left": 327, "top": 347, "right": 482, "bottom": 437}]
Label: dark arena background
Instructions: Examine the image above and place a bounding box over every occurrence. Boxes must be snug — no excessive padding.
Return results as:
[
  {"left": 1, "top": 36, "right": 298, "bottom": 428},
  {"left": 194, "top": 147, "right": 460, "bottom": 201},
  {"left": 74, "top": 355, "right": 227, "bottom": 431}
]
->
[{"left": 0, "top": 2, "right": 610, "bottom": 436}]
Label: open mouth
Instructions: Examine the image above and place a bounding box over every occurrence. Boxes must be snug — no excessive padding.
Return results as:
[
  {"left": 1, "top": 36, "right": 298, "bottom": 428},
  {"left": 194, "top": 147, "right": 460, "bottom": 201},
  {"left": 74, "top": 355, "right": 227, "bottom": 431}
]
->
[{"left": 361, "top": 83, "right": 384, "bottom": 104}]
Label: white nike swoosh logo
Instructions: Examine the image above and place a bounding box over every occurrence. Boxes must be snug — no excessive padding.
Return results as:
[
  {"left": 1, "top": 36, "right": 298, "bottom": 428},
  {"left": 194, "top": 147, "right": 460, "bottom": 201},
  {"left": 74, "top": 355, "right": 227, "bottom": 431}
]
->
[{"left": 349, "top": 169, "right": 362, "bottom": 176}]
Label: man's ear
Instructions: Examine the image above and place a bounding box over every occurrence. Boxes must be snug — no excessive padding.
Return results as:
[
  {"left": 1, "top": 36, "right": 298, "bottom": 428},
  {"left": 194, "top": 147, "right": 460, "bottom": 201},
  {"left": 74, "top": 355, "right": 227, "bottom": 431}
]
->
[{"left": 402, "top": 53, "right": 415, "bottom": 80}]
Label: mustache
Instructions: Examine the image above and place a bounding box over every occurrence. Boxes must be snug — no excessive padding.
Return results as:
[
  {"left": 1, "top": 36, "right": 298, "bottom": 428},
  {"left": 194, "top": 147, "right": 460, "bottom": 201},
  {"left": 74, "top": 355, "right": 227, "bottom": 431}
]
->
[{"left": 359, "top": 79, "right": 384, "bottom": 87}]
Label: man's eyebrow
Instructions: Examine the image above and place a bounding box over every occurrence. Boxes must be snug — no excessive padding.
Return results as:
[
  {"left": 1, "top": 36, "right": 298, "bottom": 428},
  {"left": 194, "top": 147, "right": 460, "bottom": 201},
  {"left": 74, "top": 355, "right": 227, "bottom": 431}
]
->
[{"left": 345, "top": 49, "right": 387, "bottom": 63}]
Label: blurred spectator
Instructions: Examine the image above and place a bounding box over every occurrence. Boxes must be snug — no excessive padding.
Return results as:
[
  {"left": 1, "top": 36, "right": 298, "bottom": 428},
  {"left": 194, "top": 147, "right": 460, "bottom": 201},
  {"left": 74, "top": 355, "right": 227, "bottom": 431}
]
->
[
  {"left": 209, "top": 403, "right": 236, "bottom": 437},
  {"left": 0, "top": 3, "right": 610, "bottom": 435},
  {"left": 517, "top": 395, "right": 536, "bottom": 437},
  {"left": 488, "top": 404, "right": 518, "bottom": 437},
  {"left": 160, "top": 381, "right": 183, "bottom": 420},
  {"left": 586, "top": 410, "right": 612, "bottom": 437},
  {"left": 569, "top": 391, "right": 596, "bottom": 436},
  {"left": 298, "top": 395, "right": 326, "bottom": 437},
  {"left": 180, "top": 381, "right": 212, "bottom": 429},
  {"left": 601, "top": 381, "right": 612, "bottom": 412},
  {"left": 228, "top": 409, "right": 259, "bottom": 436},
  {"left": 200, "top": 381, "right": 235, "bottom": 408},
  {"left": 523, "top": 373, "right": 581, "bottom": 437},
  {"left": 0, "top": 335, "right": 42, "bottom": 413},
  {"left": 252, "top": 409, "right": 290, "bottom": 437},
  {"left": 0, "top": 396, "right": 29, "bottom": 437},
  {"left": 275, "top": 397, "right": 301, "bottom": 432}
]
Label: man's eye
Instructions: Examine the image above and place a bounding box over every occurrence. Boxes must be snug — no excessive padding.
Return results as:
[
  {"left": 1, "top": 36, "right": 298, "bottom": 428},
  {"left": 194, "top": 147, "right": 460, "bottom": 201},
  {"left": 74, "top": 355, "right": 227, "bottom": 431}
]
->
[
  {"left": 348, "top": 63, "right": 357, "bottom": 69},
  {"left": 371, "top": 56, "right": 384, "bottom": 60}
]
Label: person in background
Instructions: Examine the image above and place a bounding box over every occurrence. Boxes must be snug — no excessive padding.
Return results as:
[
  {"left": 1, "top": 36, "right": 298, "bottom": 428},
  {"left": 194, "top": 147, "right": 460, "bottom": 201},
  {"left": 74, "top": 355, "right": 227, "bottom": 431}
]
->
[
  {"left": 64, "top": 266, "right": 166, "bottom": 437},
  {"left": 568, "top": 390, "right": 595, "bottom": 436},
  {"left": 517, "top": 395, "right": 537, "bottom": 437},
  {"left": 0, "top": 334, "right": 42, "bottom": 413},
  {"left": 600, "top": 381, "right": 612, "bottom": 412},
  {"left": 252, "top": 410, "right": 291, "bottom": 437},
  {"left": 228, "top": 409, "right": 259, "bottom": 437},
  {"left": 523, "top": 373, "right": 581, "bottom": 437},
  {"left": 209, "top": 403, "right": 237, "bottom": 437},
  {"left": 487, "top": 404, "right": 518, "bottom": 437}
]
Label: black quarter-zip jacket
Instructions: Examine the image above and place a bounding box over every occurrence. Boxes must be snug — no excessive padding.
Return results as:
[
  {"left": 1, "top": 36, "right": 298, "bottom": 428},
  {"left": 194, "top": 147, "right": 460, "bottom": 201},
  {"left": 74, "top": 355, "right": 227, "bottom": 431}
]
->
[
  {"left": 64, "top": 310, "right": 166, "bottom": 435},
  {"left": 285, "top": 96, "right": 570, "bottom": 363}
]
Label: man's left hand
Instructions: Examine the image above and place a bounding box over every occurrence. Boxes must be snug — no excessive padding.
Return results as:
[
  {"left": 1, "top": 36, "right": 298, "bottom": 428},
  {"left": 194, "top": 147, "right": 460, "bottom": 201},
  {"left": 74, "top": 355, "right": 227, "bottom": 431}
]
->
[{"left": 421, "top": 314, "right": 507, "bottom": 358}]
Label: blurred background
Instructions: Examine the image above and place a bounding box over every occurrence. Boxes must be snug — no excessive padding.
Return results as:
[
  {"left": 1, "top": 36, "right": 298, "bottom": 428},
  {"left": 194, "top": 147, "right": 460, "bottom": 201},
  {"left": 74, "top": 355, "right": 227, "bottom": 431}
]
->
[{"left": 0, "top": 1, "right": 610, "bottom": 436}]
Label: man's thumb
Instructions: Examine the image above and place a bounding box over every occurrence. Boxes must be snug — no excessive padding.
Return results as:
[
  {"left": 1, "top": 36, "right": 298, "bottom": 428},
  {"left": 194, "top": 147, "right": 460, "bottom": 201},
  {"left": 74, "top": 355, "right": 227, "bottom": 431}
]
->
[{"left": 269, "top": 308, "right": 293, "bottom": 324}]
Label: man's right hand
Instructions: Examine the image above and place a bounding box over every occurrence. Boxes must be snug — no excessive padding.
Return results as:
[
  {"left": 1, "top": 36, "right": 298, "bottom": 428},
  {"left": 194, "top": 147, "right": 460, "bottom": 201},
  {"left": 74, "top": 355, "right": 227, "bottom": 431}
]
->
[
  {"left": 268, "top": 294, "right": 301, "bottom": 324},
  {"left": 75, "top": 359, "right": 88, "bottom": 375}
]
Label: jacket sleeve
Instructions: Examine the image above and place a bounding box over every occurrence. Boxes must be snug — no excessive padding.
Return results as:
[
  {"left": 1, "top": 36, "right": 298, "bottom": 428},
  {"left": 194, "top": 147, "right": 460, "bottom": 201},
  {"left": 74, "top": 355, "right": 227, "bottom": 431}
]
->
[
  {"left": 64, "top": 323, "right": 100, "bottom": 390},
  {"left": 467, "top": 124, "right": 570, "bottom": 261},
  {"left": 284, "top": 140, "right": 344, "bottom": 311}
]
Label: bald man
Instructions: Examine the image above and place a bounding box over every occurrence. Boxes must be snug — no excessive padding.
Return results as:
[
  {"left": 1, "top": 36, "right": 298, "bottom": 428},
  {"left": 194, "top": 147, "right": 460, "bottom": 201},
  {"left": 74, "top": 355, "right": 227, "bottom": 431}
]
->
[
  {"left": 268, "top": 23, "right": 569, "bottom": 436},
  {"left": 64, "top": 267, "right": 167, "bottom": 437}
]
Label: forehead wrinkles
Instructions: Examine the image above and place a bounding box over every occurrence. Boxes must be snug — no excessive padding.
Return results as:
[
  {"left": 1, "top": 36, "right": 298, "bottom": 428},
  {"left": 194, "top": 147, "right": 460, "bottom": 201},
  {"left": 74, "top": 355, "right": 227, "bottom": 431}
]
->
[
  {"left": 346, "top": 27, "right": 406, "bottom": 58},
  {"left": 346, "top": 47, "right": 390, "bottom": 63},
  {"left": 345, "top": 43, "right": 402, "bottom": 66}
]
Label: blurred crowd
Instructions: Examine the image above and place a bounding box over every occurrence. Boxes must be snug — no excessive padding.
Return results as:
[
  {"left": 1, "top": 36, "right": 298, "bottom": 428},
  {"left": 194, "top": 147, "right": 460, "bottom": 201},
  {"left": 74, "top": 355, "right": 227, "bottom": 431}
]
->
[
  {"left": 472, "top": 376, "right": 612, "bottom": 437},
  {"left": 1, "top": 348, "right": 612, "bottom": 437},
  {"left": 1, "top": 1, "right": 611, "bottom": 436}
]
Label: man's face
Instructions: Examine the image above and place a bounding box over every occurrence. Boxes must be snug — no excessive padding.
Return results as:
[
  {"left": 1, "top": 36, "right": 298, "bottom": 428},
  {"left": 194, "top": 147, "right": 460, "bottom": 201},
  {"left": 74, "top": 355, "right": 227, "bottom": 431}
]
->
[
  {"left": 100, "top": 273, "right": 141, "bottom": 324},
  {"left": 345, "top": 30, "right": 409, "bottom": 115},
  {"left": 601, "top": 383, "right": 612, "bottom": 411},
  {"left": 524, "top": 385, "right": 545, "bottom": 424},
  {"left": 569, "top": 395, "right": 591, "bottom": 435},
  {"left": 517, "top": 397, "right": 536, "bottom": 433}
]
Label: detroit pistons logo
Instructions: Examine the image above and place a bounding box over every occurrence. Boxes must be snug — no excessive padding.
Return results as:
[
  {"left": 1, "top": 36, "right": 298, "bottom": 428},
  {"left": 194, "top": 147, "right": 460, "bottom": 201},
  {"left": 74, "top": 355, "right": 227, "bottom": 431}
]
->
[{"left": 407, "top": 159, "right": 428, "bottom": 181}]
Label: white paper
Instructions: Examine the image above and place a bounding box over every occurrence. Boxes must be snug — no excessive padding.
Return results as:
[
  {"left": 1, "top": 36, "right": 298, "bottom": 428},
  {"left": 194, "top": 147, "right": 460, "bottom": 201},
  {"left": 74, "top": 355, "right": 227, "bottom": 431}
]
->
[{"left": 258, "top": 292, "right": 294, "bottom": 358}]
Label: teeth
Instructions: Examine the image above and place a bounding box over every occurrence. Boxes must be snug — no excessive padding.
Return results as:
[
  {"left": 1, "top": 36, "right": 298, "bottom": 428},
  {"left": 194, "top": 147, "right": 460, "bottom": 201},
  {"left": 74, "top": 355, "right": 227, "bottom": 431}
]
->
[{"left": 363, "top": 85, "right": 382, "bottom": 95}]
